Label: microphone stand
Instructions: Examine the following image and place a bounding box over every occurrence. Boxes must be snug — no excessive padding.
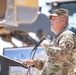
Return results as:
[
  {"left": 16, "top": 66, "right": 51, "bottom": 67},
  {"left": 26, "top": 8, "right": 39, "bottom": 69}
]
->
[
  {"left": 26, "top": 36, "right": 45, "bottom": 75},
  {"left": 26, "top": 46, "right": 38, "bottom": 75}
]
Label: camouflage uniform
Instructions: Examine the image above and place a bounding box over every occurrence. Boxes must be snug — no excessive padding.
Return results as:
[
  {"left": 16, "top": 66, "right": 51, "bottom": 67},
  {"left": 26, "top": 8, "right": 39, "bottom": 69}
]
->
[{"left": 34, "top": 30, "right": 76, "bottom": 75}]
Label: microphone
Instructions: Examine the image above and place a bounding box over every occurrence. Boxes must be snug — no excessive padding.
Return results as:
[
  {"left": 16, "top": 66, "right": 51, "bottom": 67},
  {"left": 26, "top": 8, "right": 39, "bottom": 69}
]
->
[{"left": 33, "top": 36, "right": 46, "bottom": 50}]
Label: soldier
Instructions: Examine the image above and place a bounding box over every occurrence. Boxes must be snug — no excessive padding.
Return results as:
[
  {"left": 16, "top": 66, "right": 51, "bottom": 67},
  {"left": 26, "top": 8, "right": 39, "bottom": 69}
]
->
[{"left": 23, "top": 8, "right": 76, "bottom": 75}]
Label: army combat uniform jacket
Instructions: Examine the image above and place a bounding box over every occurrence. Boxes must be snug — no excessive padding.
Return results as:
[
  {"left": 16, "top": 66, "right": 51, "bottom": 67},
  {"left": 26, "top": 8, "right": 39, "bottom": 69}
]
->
[{"left": 33, "top": 30, "right": 76, "bottom": 75}]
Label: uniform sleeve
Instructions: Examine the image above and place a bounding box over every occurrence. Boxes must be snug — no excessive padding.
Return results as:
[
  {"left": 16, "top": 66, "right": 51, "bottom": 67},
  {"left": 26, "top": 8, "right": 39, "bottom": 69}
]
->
[
  {"left": 59, "top": 31, "right": 76, "bottom": 51},
  {"left": 33, "top": 59, "right": 45, "bottom": 70}
]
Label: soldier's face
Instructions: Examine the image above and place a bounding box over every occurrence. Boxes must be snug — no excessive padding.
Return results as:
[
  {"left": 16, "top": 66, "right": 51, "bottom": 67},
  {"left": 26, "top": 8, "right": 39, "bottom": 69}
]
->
[{"left": 50, "top": 16, "right": 64, "bottom": 34}]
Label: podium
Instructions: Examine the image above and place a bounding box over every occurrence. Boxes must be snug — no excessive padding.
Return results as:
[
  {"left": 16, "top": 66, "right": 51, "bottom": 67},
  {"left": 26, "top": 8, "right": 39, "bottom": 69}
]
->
[{"left": 0, "top": 55, "right": 28, "bottom": 75}]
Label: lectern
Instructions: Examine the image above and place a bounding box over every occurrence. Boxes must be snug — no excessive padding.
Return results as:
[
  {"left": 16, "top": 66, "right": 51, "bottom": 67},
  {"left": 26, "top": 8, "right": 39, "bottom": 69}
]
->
[{"left": 0, "top": 55, "right": 28, "bottom": 75}]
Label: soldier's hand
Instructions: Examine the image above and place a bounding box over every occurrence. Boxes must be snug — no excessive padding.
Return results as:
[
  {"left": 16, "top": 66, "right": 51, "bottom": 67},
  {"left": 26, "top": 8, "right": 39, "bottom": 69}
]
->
[{"left": 23, "top": 59, "right": 35, "bottom": 66}]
